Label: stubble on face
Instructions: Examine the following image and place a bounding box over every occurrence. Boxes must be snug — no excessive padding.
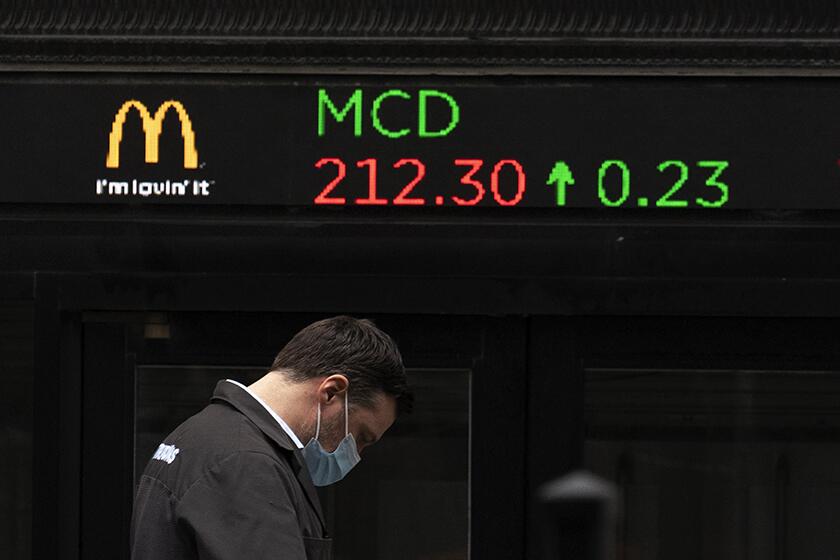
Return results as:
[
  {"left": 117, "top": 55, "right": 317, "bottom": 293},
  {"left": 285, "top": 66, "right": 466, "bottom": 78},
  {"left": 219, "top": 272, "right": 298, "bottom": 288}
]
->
[{"left": 301, "top": 401, "right": 346, "bottom": 452}]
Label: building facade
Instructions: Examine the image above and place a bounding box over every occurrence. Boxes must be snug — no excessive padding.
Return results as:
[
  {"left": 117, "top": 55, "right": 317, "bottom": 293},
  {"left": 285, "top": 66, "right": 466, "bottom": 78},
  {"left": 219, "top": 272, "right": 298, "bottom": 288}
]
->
[{"left": 3, "top": 2, "right": 840, "bottom": 559}]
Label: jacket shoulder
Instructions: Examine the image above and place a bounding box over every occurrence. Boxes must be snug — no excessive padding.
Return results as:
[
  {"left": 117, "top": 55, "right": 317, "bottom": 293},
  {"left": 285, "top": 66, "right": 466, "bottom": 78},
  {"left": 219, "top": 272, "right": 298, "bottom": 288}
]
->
[{"left": 138, "top": 401, "right": 295, "bottom": 499}]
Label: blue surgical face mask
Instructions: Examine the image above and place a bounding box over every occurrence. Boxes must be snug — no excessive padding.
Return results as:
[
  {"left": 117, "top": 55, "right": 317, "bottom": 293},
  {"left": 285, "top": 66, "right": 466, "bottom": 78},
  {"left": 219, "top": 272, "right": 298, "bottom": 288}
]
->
[{"left": 301, "top": 391, "right": 361, "bottom": 487}]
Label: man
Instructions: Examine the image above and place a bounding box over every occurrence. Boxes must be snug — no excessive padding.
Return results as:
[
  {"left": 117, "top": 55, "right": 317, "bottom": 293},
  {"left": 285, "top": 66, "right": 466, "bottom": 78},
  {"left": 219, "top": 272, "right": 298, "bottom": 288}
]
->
[{"left": 130, "top": 316, "right": 413, "bottom": 560}]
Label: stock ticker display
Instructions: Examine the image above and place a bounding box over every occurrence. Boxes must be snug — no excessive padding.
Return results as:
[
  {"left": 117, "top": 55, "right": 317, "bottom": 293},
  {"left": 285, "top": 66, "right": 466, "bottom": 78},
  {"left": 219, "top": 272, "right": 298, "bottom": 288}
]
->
[{"left": 2, "top": 75, "right": 840, "bottom": 209}]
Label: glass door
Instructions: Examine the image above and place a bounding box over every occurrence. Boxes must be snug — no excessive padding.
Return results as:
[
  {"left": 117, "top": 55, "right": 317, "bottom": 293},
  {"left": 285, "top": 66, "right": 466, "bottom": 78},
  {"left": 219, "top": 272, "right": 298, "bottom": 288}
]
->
[{"left": 81, "top": 312, "right": 526, "bottom": 560}]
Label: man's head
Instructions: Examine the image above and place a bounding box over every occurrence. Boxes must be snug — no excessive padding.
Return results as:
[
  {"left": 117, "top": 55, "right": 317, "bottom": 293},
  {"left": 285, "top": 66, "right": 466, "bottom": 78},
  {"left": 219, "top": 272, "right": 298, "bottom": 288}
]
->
[{"left": 268, "top": 316, "right": 412, "bottom": 454}]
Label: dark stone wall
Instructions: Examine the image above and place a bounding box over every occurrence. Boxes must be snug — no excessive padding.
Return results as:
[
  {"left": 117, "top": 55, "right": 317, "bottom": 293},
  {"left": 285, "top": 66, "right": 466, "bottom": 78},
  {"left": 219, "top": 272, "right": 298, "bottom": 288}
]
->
[{"left": 0, "top": 306, "right": 33, "bottom": 560}]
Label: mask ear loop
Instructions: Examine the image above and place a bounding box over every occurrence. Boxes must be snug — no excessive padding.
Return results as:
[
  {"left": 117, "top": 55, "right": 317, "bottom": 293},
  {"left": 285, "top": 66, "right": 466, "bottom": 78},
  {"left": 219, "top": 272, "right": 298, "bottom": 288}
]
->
[
  {"left": 314, "top": 401, "right": 321, "bottom": 441},
  {"left": 344, "top": 391, "right": 349, "bottom": 437}
]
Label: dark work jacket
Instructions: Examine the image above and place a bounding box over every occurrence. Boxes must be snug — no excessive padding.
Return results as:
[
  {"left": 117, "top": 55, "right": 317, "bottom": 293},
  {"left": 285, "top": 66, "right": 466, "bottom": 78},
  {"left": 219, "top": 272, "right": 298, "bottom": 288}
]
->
[{"left": 130, "top": 380, "right": 331, "bottom": 560}]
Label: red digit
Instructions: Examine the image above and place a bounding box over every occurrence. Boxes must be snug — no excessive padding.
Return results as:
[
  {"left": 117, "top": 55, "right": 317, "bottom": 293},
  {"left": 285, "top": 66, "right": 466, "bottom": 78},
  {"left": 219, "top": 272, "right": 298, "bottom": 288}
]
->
[
  {"left": 490, "top": 159, "right": 526, "bottom": 206},
  {"left": 356, "top": 158, "right": 388, "bottom": 205},
  {"left": 314, "top": 157, "right": 347, "bottom": 205},
  {"left": 393, "top": 158, "right": 426, "bottom": 206},
  {"left": 453, "top": 159, "right": 485, "bottom": 206}
]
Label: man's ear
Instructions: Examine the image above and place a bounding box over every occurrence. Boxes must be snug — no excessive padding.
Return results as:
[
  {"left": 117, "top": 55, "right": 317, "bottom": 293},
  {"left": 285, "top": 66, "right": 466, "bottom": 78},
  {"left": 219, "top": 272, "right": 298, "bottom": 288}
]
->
[{"left": 321, "top": 374, "right": 349, "bottom": 403}]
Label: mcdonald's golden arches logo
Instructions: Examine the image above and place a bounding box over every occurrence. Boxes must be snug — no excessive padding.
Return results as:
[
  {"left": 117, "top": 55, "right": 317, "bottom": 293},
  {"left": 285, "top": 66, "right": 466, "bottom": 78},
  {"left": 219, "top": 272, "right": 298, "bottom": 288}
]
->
[{"left": 106, "top": 100, "right": 199, "bottom": 169}]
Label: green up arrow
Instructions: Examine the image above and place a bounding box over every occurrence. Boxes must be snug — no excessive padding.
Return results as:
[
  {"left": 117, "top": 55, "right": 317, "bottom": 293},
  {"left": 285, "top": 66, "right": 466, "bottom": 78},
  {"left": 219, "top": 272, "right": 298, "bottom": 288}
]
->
[{"left": 546, "top": 161, "right": 575, "bottom": 206}]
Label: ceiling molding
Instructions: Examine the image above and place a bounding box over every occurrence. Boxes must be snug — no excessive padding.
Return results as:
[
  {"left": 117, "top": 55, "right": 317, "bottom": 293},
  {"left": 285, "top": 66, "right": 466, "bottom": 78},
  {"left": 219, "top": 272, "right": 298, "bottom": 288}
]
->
[{"left": 2, "top": 1, "right": 840, "bottom": 67}]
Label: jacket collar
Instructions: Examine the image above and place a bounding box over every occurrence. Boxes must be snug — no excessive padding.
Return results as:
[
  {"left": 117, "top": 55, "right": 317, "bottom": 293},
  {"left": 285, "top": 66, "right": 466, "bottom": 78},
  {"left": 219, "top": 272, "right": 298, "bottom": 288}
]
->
[{"left": 210, "top": 380, "right": 327, "bottom": 532}]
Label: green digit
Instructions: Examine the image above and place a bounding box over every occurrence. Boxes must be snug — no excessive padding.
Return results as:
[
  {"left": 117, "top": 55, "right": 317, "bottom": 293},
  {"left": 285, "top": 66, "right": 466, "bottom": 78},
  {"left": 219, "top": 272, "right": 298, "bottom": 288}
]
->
[
  {"left": 656, "top": 160, "right": 689, "bottom": 207},
  {"left": 597, "top": 160, "right": 630, "bottom": 207},
  {"left": 696, "top": 161, "right": 730, "bottom": 208}
]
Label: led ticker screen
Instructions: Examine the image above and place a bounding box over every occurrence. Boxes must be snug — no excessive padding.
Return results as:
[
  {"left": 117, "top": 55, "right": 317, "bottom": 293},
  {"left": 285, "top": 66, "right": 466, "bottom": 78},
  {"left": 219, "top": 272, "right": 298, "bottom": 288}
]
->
[{"left": 2, "top": 75, "right": 840, "bottom": 209}]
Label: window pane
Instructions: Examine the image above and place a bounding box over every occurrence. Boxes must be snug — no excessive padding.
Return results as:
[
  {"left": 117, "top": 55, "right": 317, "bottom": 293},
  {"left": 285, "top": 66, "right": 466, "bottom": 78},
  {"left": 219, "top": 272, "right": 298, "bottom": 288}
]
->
[{"left": 585, "top": 368, "right": 840, "bottom": 560}]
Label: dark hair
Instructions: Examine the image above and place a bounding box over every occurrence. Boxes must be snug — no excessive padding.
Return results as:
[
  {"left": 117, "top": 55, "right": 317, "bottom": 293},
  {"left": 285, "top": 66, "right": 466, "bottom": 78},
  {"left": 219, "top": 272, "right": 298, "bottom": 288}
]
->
[{"left": 271, "top": 316, "right": 413, "bottom": 416}]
